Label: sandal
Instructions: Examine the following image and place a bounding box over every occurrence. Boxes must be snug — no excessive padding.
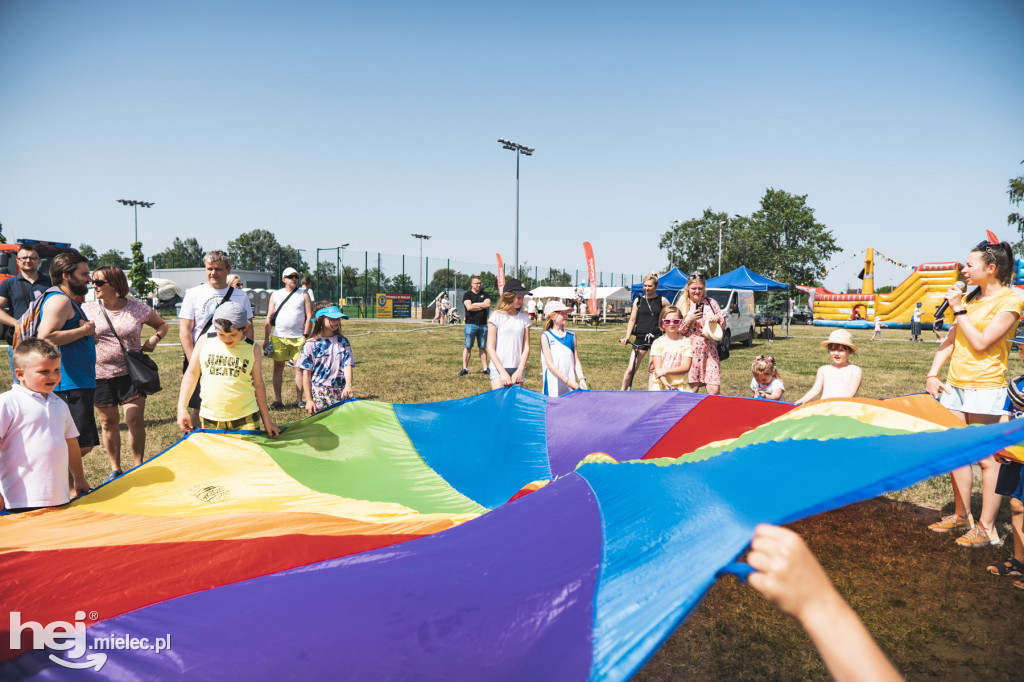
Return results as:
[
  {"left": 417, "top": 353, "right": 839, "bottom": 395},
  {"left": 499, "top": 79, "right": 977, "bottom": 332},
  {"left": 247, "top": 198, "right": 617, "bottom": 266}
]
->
[
  {"left": 987, "top": 558, "right": 1024, "bottom": 576},
  {"left": 1015, "top": 579, "right": 1024, "bottom": 591}
]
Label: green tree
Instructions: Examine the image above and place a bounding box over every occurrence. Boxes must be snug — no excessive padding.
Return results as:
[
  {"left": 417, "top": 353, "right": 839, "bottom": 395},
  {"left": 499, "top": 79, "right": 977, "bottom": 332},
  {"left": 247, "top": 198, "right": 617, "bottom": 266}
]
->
[
  {"left": 477, "top": 271, "right": 499, "bottom": 296},
  {"left": 128, "top": 242, "right": 155, "bottom": 298},
  {"left": 0, "top": 223, "right": 6, "bottom": 244},
  {"left": 227, "top": 229, "right": 307, "bottom": 280},
  {"left": 96, "top": 249, "right": 130, "bottom": 270},
  {"left": 153, "top": 237, "right": 205, "bottom": 269},
  {"left": 1009, "top": 160, "right": 1024, "bottom": 248},
  {"left": 390, "top": 273, "right": 416, "bottom": 295},
  {"left": 77, "top": 244, "right": 98, "bottom": 262},
  {"left": 746, "top": 188, "right": 840, "bottom": 287},
  {"left": 313, "top": 261, "right": 339, "bottom": 301},
  {"left": 545, "top": 267, "right": 573, "bottom": 286},
  {"left": 658, "top": 209, "right": 734, "bottom": 275}
]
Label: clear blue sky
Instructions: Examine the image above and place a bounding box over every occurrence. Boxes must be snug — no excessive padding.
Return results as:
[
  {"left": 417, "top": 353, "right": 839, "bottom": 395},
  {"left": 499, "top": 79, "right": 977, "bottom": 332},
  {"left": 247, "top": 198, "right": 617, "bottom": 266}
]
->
[{"left": 2, "top": 0, "right": 1022, "bottom": 291}]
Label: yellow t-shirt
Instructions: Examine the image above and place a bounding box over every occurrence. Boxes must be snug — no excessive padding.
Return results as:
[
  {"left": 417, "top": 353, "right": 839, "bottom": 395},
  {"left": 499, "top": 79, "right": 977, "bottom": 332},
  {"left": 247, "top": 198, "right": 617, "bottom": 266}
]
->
[
  {"left": 649, "top": 334, "right": 695, "bottom": 391},
  {"left": 198, "top": 334, "right": 259, "bottom": 421},
  {"left": 947, "top": 286, "right": 1024, "bottom": 390}
]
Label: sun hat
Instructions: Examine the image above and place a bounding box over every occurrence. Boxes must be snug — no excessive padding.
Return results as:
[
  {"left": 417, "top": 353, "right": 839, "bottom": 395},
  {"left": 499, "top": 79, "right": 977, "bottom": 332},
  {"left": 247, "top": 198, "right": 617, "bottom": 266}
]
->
[
  {"left": 821, "top": 328, "right": 857, "bottom": 353},
  {"left": 543, "top": 300, "right": 572, "bottom": 317},
  {"left": 213, "top": 302, "right": 249, "bottom": 330},
  {"left": 702, "top": 318, "right": 724, "bottom": 342},
  {"left": 314, "top": 305, "right": 346, "bottom": 320},
  {"left": 503, "top": 277, "right": 532, "bottom": 296}
]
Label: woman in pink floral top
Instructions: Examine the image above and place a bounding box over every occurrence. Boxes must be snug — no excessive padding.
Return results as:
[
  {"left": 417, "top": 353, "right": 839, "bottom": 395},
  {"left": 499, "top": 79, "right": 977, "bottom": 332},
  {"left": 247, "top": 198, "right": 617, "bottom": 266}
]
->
[
  {"left": 677, "top": 272, "right": 726, "bottom": 395},
  {"left": 82, "top": 266, "right": 168, "bottom": 482}
]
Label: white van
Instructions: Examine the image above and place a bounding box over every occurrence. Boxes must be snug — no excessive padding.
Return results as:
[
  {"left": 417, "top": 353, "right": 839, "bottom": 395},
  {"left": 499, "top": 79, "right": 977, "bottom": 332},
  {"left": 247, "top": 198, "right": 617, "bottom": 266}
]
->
[{"left": 672, "top": 287, "right": 756, "bottom": 347}]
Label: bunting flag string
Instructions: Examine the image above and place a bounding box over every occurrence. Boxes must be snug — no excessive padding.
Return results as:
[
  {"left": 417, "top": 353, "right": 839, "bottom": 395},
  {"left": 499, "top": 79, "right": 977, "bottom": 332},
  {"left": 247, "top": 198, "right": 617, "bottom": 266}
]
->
[{"left": 802, "top": 248, "right": 914, "bottom": 286}]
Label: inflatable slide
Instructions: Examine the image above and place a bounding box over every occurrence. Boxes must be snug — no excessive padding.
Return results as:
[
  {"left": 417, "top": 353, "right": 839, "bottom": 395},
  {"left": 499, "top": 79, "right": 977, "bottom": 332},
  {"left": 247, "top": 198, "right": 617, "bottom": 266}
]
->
[{"left": 813, "top": 262, "right": 960, "bottom": 329}]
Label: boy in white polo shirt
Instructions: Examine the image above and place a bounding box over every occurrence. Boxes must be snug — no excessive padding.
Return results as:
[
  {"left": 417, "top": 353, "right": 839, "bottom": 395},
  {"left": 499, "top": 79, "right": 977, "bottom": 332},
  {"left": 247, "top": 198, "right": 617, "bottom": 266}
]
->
[{"left": 0, "top": 338, "right": 89, "bottom": 511}]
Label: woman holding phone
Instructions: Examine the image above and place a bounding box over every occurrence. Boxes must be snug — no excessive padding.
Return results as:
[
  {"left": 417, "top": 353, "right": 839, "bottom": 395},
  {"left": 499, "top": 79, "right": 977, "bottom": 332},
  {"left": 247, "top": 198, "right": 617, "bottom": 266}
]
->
[{"left": 678, "top": 272, "right": 727, "bottom": 395}]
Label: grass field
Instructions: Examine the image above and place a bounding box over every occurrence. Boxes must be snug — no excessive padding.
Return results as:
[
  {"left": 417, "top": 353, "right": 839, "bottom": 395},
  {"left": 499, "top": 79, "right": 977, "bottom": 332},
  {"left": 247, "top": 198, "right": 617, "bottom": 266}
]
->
[{"left": 5, "top": 319, "right": 1022, "bottom": 679}]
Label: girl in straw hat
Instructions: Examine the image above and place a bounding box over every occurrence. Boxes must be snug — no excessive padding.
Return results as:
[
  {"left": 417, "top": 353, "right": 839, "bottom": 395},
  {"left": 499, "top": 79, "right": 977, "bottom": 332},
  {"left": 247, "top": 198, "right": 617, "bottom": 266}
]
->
[{"left": 794, "top": 329, "right": 862, "bottom": 405}]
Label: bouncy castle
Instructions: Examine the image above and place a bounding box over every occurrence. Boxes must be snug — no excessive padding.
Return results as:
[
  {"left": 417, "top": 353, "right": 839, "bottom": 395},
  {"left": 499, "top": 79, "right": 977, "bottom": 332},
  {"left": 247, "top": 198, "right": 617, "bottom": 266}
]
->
[{"left": 798, "top": 246, "right": 1024, "bottom": 329}]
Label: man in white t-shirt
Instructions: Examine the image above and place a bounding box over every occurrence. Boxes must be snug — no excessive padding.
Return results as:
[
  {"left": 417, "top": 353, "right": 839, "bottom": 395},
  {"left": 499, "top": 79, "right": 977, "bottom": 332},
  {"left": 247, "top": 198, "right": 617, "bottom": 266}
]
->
[
  {"left": 178, "top": 250, "right": 254, "bottom": 420},
  {"left": 263, "top": 267, "right": 312, "bottom": 408}
]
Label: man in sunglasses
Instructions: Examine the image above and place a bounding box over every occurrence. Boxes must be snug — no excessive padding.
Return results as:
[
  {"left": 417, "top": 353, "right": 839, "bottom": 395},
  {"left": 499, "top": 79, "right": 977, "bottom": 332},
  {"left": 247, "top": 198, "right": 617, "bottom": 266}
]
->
[
  {"left": 262, "top": 267, "right": 312, "bottom": 409},
  {"left": 0, "top": 246, "right": 52, "bottom": 382}
]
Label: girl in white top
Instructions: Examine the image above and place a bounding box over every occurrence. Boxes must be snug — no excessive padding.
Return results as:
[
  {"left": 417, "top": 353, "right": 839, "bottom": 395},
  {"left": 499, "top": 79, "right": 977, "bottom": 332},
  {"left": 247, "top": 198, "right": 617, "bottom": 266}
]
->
[
  {"left": 795, "top": 329, "right": 862, "bottom": 405},
  {"left": 539, "top": 300, "right": 587, "bottom": 396},
  {"left": 649, "top": 306, "right": 694, "bottom": 391},
  {"left": 750, "top": 355, "right": 786, "bottom": 400},
  {"left": 486, "top": 279, "right": 532, "bottom": 390}
]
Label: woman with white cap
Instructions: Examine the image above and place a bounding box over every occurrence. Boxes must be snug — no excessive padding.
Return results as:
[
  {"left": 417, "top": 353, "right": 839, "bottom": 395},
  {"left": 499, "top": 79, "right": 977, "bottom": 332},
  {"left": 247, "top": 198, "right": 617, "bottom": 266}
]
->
[
  {"left": 794, "top": 329, "right": 862, "bottom": 405},
  {"left": 678, "top": 272, "right": 727, "bottom": 394}
]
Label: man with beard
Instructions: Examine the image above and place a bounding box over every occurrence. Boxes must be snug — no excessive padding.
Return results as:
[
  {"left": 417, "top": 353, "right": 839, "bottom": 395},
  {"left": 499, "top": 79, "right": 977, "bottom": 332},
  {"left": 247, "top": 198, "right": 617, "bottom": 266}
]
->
[
  {"left": 0, "top": 245, "right": 52, "bottom": 383},
  {"left": 38, "top": 253, "right": 99, "bottom": 459}
]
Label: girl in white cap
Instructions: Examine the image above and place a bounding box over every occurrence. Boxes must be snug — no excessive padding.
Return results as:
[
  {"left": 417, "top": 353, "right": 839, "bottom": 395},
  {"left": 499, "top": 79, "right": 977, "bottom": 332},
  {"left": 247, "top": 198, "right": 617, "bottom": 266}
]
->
[
  {"left": 794, "top": 329, "right": 862, "bottom": 405},
  {"left": 539, "top": 300, "right": 587, "bottom": 396}
]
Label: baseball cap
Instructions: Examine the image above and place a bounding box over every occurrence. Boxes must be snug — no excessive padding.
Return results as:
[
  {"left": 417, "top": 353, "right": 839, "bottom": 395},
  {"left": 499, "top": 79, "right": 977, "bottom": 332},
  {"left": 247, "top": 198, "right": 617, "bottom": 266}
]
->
[
  {"left": 213, "top": 302, "right": 249, "bottom": 329},
  {"left": 543, "top": 300, "right": 572, "bottom": 317},
  {"left": 503, "top": 278, "right": 532, "bottom": 296},
  {"left": 282, "top": 267, "right": 299, "bottom": 278}
]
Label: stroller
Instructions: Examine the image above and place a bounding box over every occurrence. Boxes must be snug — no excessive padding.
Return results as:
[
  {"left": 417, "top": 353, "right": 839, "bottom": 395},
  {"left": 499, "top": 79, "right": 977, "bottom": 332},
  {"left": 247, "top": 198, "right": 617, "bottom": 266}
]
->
[{"left": 446, "top": 307, "right": 462, "bottom": 325}]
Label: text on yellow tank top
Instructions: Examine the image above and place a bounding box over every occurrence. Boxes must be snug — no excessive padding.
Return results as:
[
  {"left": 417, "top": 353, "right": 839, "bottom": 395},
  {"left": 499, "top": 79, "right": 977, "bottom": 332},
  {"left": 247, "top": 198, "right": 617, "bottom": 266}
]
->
[{"left": 198, "top": 333, "right": 258, "bottom": 421}]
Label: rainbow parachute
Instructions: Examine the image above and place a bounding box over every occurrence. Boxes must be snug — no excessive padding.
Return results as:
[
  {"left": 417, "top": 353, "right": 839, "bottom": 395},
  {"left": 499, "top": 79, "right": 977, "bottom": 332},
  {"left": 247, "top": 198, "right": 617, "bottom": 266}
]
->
[{"left": 3, "top": 389, "right": 1023, "bottom": 680}]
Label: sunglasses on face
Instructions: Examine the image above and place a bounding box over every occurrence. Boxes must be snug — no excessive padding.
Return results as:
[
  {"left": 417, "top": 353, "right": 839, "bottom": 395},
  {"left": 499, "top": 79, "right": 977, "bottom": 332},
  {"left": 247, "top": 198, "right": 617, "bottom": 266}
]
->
[
  {"left": 662, "top": 318, "right": 683, "bottom": 326},
  {"left": 284, "top": 274, "right": 298, "bottom": 280},
  {"left": 93, "top": 280, "right": 107, "bottom": 287}
]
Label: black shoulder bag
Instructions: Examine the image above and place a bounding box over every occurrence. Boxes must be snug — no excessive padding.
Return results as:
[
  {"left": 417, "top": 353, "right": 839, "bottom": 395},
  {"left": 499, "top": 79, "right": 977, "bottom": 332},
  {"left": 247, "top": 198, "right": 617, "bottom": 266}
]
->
[
  {"left": 269, "top": 289, "right": 297, "bottom": 327},
  {"left": 98, "top": 304, "right": 162, "bottom": 395},
  {"left": 183, "top": 288, "right": 237, "bottom": 371}
]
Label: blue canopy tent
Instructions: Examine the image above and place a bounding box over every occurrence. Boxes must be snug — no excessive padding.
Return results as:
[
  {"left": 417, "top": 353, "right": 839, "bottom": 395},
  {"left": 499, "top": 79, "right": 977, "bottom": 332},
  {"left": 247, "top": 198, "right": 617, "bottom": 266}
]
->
[
  {"left": 629, "top": 267, "right": 688, "bottom": 301},
  {"left": 706, "top": 266, "right": 788, "bottom": 291}
]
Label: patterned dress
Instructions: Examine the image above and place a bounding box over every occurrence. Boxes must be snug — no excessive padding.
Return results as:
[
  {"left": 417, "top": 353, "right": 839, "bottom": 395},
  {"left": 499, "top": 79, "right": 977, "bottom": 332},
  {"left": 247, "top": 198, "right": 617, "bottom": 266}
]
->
[{"left": 680, "top": 297, "right": 722, "bottom": 387}]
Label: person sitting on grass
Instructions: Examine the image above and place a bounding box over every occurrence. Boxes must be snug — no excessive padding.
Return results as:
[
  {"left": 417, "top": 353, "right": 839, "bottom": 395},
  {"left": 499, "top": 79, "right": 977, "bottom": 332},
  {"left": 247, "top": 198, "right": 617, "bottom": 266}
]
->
[
  {"left": 794, "top": 329, "right": 862, "bottom": 405},
  {"left": 0, "top": 339, "right": 89, "bottom": 512},
  {"left": 746, "top": 524, "right": 903, "bottom": 682},
  {"left": 750, "top": 355, "right": 785, "bottom": 400},
  {"left": 299, "top": 303, "right": 355, "bottom": 415},
  {"left": 177, "top": 302, "right": 279, "bottom": 438}
]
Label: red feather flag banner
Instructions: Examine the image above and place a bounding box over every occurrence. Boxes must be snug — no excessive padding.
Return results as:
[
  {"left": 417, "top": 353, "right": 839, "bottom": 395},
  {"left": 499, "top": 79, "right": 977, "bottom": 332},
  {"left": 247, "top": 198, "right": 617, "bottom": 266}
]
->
[
  {"left": 496, "top": 254, "right": 505, "bottom": 294},
  {"left": 583, "top": 241, "right": 598, "bottom": 315}
]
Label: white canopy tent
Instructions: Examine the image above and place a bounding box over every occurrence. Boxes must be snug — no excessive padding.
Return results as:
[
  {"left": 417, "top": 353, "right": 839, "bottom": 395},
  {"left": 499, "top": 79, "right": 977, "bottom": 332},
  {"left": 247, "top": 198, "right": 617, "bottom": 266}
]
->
[{"left": 526, "top": 286, "right": 631, "bottom": 321}]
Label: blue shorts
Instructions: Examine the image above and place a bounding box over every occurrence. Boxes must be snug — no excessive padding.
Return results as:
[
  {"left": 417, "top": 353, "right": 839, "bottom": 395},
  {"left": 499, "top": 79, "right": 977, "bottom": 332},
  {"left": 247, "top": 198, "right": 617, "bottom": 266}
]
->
[
  {"left": 464, "top": 323, "right": 487, "bottom": 349},
  {"left": 995, "top": 461, "right": 1024, "bottom": 501}
]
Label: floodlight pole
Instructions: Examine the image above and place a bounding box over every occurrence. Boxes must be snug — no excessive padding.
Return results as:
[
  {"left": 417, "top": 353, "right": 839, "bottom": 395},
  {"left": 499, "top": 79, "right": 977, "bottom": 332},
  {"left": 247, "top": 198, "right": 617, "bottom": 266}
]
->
[
  {"left": 116, "top": 199, "right": 155, "bottom": 242},
  {"left": 718, "top": 221, "right": 725, "bottom": 276},
  {"left": 498, "top": 139, "right": 534, "bottom": 278},
  {"left": 339, "top": 243, "right": 349, "bottom": 306},
  {"left": 412, "top": 233, "right": 431, "bottom": 316}
]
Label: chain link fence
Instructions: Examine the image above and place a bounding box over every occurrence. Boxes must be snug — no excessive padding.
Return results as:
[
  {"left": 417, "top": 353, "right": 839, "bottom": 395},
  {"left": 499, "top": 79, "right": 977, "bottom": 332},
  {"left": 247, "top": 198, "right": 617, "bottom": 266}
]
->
[{"left": 310, "top": 248, "right": 641, "bottom": 318}]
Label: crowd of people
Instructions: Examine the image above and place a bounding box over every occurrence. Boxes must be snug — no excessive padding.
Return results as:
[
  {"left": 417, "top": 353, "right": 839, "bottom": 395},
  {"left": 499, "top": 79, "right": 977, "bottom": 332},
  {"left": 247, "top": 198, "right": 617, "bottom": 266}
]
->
[
  {"left": 3, "top": 241, "right": 1024, "bottom": 677},
  {"left": 0, "top": 247, "right": 355, "bottom": 511}
]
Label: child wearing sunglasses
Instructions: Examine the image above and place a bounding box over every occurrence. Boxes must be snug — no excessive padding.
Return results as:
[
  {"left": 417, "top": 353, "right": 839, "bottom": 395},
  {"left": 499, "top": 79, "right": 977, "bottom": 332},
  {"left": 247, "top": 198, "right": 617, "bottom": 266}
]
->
[{"left": 649, "top": 306, "right": 694, "bottom": 391}]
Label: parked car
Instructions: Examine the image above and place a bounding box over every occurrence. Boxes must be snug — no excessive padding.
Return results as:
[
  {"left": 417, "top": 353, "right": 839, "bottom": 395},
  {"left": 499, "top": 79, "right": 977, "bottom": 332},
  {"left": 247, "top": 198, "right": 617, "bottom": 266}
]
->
[{"left": 791, "top": 305, "right": 813, "bottom": 324}]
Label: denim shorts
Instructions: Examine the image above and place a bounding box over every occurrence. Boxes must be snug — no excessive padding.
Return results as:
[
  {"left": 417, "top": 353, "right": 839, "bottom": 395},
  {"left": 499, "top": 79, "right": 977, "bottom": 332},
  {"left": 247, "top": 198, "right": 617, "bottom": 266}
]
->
[
  {"left": 939, "top": 384, "right": 1009, "bottom": 416},
  {"left": 464, "top": 323, "right": 487, "bottom": 349}
]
